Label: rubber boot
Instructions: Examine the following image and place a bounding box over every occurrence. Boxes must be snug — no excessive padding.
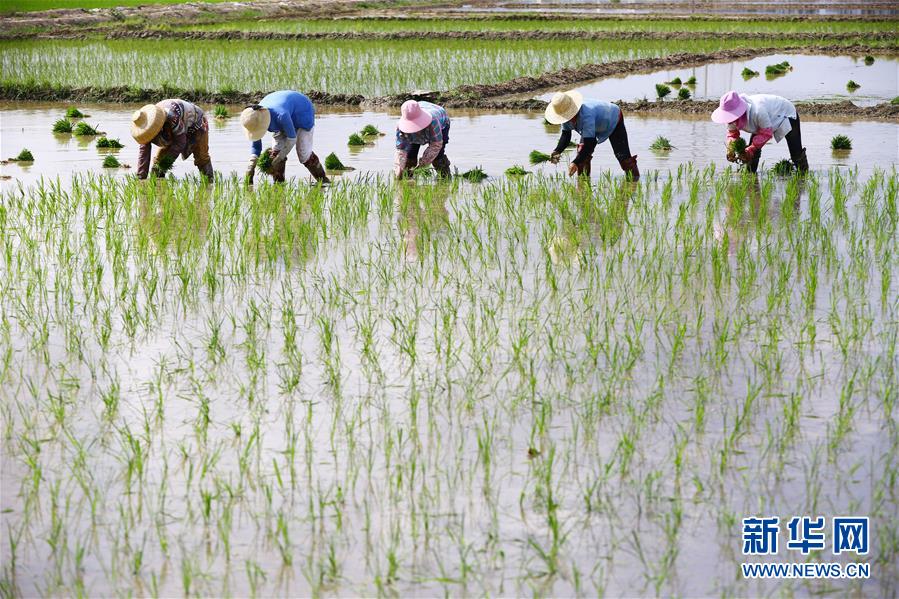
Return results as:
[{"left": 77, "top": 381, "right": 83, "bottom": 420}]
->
[
  {"left": 577, "top": 159, "right": 591, "bottom": 177},
  {"left": 791, "top": 147, "right": 809, "bottom": 173},
  {"left": 618, "top": 155, "right": 639, "bottom": 181},
  {"left": 433, "top": 155, "right": 452, "bottom": 178},
  {"left": 745, "top": 147, "right": 761, "bottom": 174},
  {"left": 303, "top": 152, "right": 330, "bottom": 183},
  {"left": 198, "top": 161, "right": 214, "bottom": 182}
]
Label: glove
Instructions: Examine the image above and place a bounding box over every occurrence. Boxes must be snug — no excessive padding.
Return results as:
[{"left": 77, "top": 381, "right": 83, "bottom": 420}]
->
[
  {"left": 245, "top": 155, "right": 257, "bottom": 185},
  {"left": 726, "top": 150, "right": 737, "bottom": 163},
  {"left": 270, "top": 149, "right": 288, "bottom": 168},
  {"left": 550, "top": 152, "right": 562, "bottom": 164},
  {"left": 740, "top": 146, "right": 758, "bottom": 163}
]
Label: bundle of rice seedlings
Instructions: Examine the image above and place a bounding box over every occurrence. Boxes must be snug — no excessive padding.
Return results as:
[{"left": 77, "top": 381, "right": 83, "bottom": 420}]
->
[
  {"left": 324, "top": 152, "right": 353, "bottom": 171},
  {"left": 846, "top": 80, "right": 861, "bottom": 91},
  {"left": 678, "top": 87, "right": 691, "bottom": 100},
  {"left": 666, "top": 76, "right": 682, "bottom": 85},
  {"left": 685, "top": 76, "right": 697, "bottom": 85},
  {"left": 73, "top": 122, "right": 101, "bottom": 136},
  {"left": 655, "top": 84, "right": 672, "bottom": 99},
  {"left": 741, "top": 67, "right": 760, "bottom": 79},
  {"left": 863, "top": 55, "right": 875, "bottom": 65},
  {"left": 53, "top": 119, "right": 73, "bottom": 133},
  {"left": 213, "top": 105, "right": 229, "bottom": 119},
  {"left": 256, "top": 149, "right": 275, "bottom": 174},
  {"left": 348, "top": 133, "right": 365, "bottom": 146},
  {"left": 460, "top": 167, "right": 487, "bottom": 182},
  {"left": 505, "top": 165, "right": 530, "bottom": 176},
  {"left": 649, "top": 136, "right": 675, "bottom": 151},
  {"left": 10, "top": 148, "right": 34, "bottom": 162},
  {"left": 892, "top": 96, "right": 899, "bottom": 105},
  {"left": 729, "top": 137, "right": 748, "bottom": 154},
  {"left": 830, "top": 135, "right": 852, "bottom": 150},
  {"left": 102, "top": 155, "right": 120, "bottom": 168},
  {"left": 65, "top": 107, "right": 86, "bottom": 119},
  {"left": 765, "top": 61, "right": 791, "bottom": 76},
  {"left": 771, "top": 159, "right": 793, "bottom": 176},
  {"left": 96, "top": 137, "right": 124, "bottom": 149},
  {"left": 360, "top": 124, "right": 383, "bottom": 136},
  {"left": 529, "top": 150, "right": 552, "bottom": 164}
]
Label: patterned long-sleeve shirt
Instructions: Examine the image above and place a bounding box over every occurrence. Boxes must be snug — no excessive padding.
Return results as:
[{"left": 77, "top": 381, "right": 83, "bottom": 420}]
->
[
  {"left": 395, "top": 102, "right": 450, "bottom": 170},
  {"left": 137, "top": 99, "right": 208, "bottom": 178}
]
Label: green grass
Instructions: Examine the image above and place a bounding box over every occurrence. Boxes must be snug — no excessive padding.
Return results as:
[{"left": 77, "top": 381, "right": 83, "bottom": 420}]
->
[
  {"left": 170, "top": 17, "right": 899, "bottom": 35},
  {"left": 0, "top": 37, "right": 867, "bottom": 98},
  {"left": 1, "top": 169, "right": 896, "bottom": 596},
  {"left": 2, "top": 0, "right": 233, "bottom": 14}
]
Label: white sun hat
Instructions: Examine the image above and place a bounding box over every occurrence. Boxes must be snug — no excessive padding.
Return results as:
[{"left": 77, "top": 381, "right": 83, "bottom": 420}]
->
[
  {"left": 544, "top": 91, "right": 584, "bottom": 125},
  {"left": 240, "top": 106, "right": 272, "bottom": 141},
  {"left": 131, "top": 104, "right": 166, "bottom": 144}
]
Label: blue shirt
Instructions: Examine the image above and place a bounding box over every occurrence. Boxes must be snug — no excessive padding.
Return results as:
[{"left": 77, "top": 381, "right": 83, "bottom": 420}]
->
[
  {"left": 395, "top": 102, "right": 450, "bottom": 151},
  {"left": 562, "top": 99, "right": 621, "bottom": 144},
  {"left": 251, "top": 90, "right": 315, "bottom": 156}
]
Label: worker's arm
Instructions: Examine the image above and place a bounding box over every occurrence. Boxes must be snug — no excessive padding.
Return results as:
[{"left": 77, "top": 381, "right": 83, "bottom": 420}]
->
[
  {"left": 572, "top": 137, "right": 597, "bottom": 166},
  {"left": 553, "top": 130, "right": 572, "bottom": 154},
  {"left": 417, "top": 120, "right": 444, "bottom": 168},
  {"left": 394, "top": 149, "right": 411, "bottom": 178}
]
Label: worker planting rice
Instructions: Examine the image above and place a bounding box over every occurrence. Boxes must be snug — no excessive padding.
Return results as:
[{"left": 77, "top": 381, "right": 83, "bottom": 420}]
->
[
  {"left": 394, "top": 100, "right": 452, "bottom": 179},
  {"left": 130, "top": 98, "right": 213, "bottom": 180}
]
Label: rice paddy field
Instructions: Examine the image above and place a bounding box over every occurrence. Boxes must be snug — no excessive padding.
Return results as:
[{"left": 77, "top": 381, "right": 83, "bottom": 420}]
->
[{"left": 1, "top": 2, "right": 898, "bottom": 597}]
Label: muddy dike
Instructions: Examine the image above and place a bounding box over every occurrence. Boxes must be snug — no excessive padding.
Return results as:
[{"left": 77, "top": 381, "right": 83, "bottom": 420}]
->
[{"left": 13, "top": 28, "right": 896, "bottom": 43}]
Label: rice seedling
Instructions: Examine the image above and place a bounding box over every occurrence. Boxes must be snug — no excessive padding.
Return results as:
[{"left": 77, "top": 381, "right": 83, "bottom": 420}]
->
[
  {"left": 460, "top": 166, "right": 487, "bottom": 182},
  {"left": 771, "top": 158, "right": 793, "bottom": 175},
  {"left": 256, "top": 148, "right": 275, "bottom": 174},
  {"left": 52, "top": 118, "right": 72, "bottom": 133},
  {"left": 360, "top": 124, "right": 384, "bottom": 136},
  {"left": 96, "top": 136, "right": 124, "bottom": 149},
  {"left": 655, "top": 83, "right": 671, "bottom": 99},
  {"left": 9, "top": 148, "right": 34, "bottom": 161},
  {"left": 529, "top": 150, "right": 552, "bottom": 164},
  {"left": 685, "top": 75, "right": 697, "bottom": 85},
  {"left": 765, "top": 60, "right": 792, "bottom": 77},
  {"left": 830, "top": 134, "right": 852, "bottom": 150},
  {"left": 505, "top": 165, "right": 530, "bottom": 176},
  {"left": 213, "top": 104, "right": 229, "bottom": 119},
  {"left": 728, "top": 136, "right": 747, "bottom": 154},
  {"left": 846, "top": 79, "right": 861, "bottom": 91},
  {"left": 677, "top": 87, "right": 691, "bottom": 100},
  {"left": 347, "top": 133, "right": 365, "bottom": 146},
  {"left": 893, "top": 96, "right": 899, "bottom": 105},
  {"left": 102, "top": 155, "right": 120, "bottom": 168},
  {"left": 665, "top": 76, "right": 682, "bottom": 85},
  {"left": 864, "top": 55, "right": 875, "bottom": 65},
  {"left": 324, "top": 152, "right": 353, "bottom": 171},
  {"left": 741, "top": 67, "right": 760, "bottom": 79},
  {"left": 65, "top": 106, "right": 86, "bottom": 118},
  {"left": 649, "top": 136, "right": 675, "bottom": 151},
  {"left": 73, "top": 121, "right": 102, "bottom": 136}
]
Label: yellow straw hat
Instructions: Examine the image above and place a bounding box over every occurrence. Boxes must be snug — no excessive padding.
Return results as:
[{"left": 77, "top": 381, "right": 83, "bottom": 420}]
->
[
  {"left": 131, "top": 104, "right": 166, "bottom": 144},
  {"left": 544, "top": 91, "right": 584, "bottom": 125},
  {"left": 240, "top": 106, "right": 271, "bottom": 141}
]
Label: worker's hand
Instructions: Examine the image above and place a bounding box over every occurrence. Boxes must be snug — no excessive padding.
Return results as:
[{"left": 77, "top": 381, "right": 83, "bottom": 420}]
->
[
  {"left": 739, "top": 146, "right": 758, "bottom": 163},
  {"left": 726, "top": 150, "right": 737, "bottom": 162},
  {"left": 568, "top": 163, "right": 579, "bottom": 177},
  {"left": 550, "top": 152, "right": 562, "bottom": 165}
]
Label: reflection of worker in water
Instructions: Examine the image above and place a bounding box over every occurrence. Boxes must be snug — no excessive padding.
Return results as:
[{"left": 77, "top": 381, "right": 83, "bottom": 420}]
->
[
  {"left": 394, "top": 100, "right": 452, "bottom": 179},
  {"left": 131, "top": 99, "right": 213, "bottom": 180},
  {"left": 395, "top": 180, "right": 450, "bottom": 259},
  {"left": 240, "top": 90, "right": 329, "bottom": 185},
  {"left": 543, "top": 91, "right": 639, "bottom": 181},
  {"left": 712, "top": 91, "right": 808, "bottom": 174}
]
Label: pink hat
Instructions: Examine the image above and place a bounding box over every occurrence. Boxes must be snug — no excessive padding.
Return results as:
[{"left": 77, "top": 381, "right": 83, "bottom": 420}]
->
[
  {"left": 397, "top": 100, "right": 433, "bottom": 133},
  {"left": 711, "top": 91, "right": 748, "bottom": 124}
]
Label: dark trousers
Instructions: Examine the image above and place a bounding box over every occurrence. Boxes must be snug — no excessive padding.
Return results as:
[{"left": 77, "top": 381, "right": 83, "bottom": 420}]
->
[
  {"left": 406, "top": 123, "right": 450, "bottom": 165},
  {"left": 608, "top": 112, "right": 632, "bottom": 162}
]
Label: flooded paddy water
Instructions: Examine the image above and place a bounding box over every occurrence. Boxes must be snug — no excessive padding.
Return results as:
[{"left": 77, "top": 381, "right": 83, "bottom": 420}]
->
[
  {"left": 532, "top": 53, "right": 899, "bottom": 107},
  {"left": 1, "top": 103, "right": 896, "bottom": 188}
]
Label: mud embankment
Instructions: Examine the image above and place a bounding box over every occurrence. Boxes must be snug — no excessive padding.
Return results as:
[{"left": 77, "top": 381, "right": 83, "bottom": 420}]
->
[{"left": 11, "top": 28, "right": 895, "bottom": 43}]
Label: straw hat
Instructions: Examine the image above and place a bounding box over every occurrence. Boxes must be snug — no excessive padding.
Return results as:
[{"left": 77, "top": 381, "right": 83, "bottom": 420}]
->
[
  {"left": 711, "top": 91, "right": 748, "bottom": 124},
  {"left": 131, "top": 104, "right": 166, "bottom": 144},
  {"left": 396, "top": 100, "right": 433, "bottom": 134},
  {"left": 544, "top": 91, "right": 583, "bottom": 125},
  {"left": 240, "top": 106, "right": 271, "bottom": 141}
]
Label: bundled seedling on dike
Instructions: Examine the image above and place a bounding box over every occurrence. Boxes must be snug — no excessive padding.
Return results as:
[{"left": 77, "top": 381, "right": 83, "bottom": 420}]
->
[
  {"left": 360, "top": 124, "right": 384, "bottom": 136},
  {"left": 347, "top": 132, "right": 365, "bottom": 146},
  {"left": 73, "top": 121, "right": 102, "bottom": 136},
  {"left": 685, "top": 75, "right": 697, "bottom": 85},
  {"left": 324, "top": 152, "right": 353, "bottom": 171},
  {"left": 655, "top": 83, "right": 672, "bottom": 99},
  {"left": 650, "top": 136, "right": 675, "bottom": 151},
  {"left": 765, "top": 60, "right": 792, "bottom": 77},
  {"left": 52, "top": 118, "right": 73, "bottom": 133},
  {"left": 65, "top": 106, "right": 86, "bottom": 118},
  {"left": 213, "top": 105, "right": 229, "bottom": 119},
  {"left": 101, "top": 155, "right": 120, "bottom": 168},
  {"left": 847, "top": 79, "right": 861, "bottom": 91},
  {"left": 505, "top": 165, "right": 530, "bottom": 176},
  {"left": 741, "top": 67, "right": 760, "bottom": 79},
  {"left": 96, "top": 136, "right": 124, "bottom": 149},
  {"left": 831, "top": 134, "right": 852, "bottom": 150},
  {"left": 9, "top": 148, "right": 34, "bottom": 162},
  {"left": 677, "top": 87, "right": 691, "bottom": 100},
  {"left": 864, "top": 55, "right": 875, "bottom": 65}
]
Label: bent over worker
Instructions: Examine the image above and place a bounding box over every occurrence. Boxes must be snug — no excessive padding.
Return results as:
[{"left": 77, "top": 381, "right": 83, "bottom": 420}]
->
[
  {"left": 394, "top": 100, "right": 451, "bottom": 179},
  {"left": 544, "top": 91, "right": 639, "bottom": 181},
  {"left": 240, "top": 90, "right": 329, "bottom": 184},
  {"left": 712, "top": 91, "right": 808, "bottom": 173},
  {"left": 131, "top": 99, "right": 213, "bottom": 180}
]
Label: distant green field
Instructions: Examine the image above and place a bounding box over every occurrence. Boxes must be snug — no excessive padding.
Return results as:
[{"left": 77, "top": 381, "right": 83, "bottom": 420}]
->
[
  {"left": 170, "top": 16, "right": 899, "bottom": 35},
  {"left": 0, "top": 0, "right": 232, "bottom": 13}
]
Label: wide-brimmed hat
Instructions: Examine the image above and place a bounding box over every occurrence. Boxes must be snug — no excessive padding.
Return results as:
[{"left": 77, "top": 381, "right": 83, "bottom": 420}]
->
[
  {"left": 711, "top": 91, "right": 748, "bottom": 124},
  {"left": 396, "top": 100, "right": 433, "bottom": 134},
  {"left": 240, "top": 106, "right": 271, "bottom": 141},
  {"left": 131, "top": 104, "right": 166, "bottom": 144},
  {"left": 544, "top": 91, "right": 583, "bottom": 125}
]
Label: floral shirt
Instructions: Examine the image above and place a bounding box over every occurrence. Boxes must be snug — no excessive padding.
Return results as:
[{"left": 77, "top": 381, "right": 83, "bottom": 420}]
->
[
  {"left": 137, "top": 99, "right": 208, "bottom": 178},
  {"left": 394, "top": 102, "right": 449, "bottom": 173}
]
